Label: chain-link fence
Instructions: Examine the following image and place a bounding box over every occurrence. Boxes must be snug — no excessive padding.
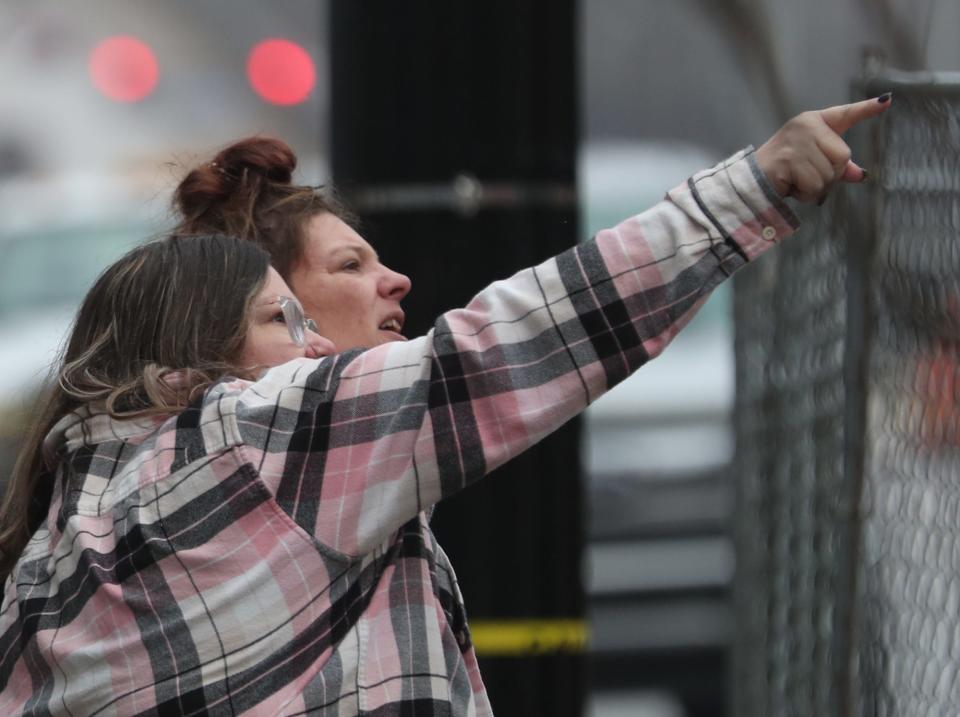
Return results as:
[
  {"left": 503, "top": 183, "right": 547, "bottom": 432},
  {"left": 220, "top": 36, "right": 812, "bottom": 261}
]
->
[{"left": 733, "top": 71, "right": 960, "bottom": 716}]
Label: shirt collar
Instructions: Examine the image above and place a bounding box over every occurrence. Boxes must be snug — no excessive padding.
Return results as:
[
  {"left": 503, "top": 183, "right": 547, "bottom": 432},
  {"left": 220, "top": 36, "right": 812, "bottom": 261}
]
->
[{"left": 44, "top": 403, "right": 170, "bottom": 455}]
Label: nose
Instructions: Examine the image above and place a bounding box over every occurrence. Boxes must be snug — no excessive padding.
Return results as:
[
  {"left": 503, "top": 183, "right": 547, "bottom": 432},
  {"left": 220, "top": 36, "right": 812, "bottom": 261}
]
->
[
  {"left": 378, "top": 265, "right": 412, "bottom": 301},
  {"left": 304, "top": 330, "right": 336, "bottom": 359}
]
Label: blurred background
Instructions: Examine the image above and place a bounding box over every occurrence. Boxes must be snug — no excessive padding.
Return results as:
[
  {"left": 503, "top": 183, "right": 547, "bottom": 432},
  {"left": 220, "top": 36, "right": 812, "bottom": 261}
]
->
[{"left": 2, "top": 2, "right": 960, "bottom": 715}]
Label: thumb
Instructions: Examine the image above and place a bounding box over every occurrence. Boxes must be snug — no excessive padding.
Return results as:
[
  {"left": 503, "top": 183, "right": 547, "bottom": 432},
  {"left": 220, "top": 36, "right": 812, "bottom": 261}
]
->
[
  {"left": 840, "top": 159, "right": 868, "bottom": 183},
  {"left": 820, "top": 93, "right": 892, "bottom": 135}
]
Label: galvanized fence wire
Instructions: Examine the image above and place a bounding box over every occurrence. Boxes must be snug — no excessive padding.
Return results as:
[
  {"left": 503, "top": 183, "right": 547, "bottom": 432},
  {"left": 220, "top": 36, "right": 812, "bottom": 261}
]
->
[
  {"left": 733, "top": 73, "right": 960, "bottom": 717},
  {"left": 732, "top": 198, "right": 850, "bottom": 717},
  {"left": 855, "top": 83, "right": 960, "bottom": 717}
]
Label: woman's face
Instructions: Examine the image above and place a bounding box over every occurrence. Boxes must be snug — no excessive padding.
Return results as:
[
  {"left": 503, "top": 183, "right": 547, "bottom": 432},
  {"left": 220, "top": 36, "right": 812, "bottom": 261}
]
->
[
  {"left": 238, "top": 266, "right": 335, "bottom": 369},
  {"left": 288, "top": 213, "right": 412, "bottom": 351}
]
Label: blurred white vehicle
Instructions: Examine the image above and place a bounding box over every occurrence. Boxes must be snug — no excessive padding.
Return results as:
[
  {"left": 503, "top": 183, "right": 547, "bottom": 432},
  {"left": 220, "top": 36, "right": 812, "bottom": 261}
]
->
[
  {"left": 578, "top": 142, "right": 738, "bottom": 692},
  {"left": 0, "top": 170, "right": 161, "bottom": 409}
]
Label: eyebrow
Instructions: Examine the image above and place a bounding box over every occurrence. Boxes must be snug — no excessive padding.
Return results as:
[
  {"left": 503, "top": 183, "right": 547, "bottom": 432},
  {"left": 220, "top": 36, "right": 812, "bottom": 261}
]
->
[
  {"left": 329, "top": 244, "right": 379, "bottom": 262},
  {"left": 254, "top": 295, "right": 295, "bottom": 308}
]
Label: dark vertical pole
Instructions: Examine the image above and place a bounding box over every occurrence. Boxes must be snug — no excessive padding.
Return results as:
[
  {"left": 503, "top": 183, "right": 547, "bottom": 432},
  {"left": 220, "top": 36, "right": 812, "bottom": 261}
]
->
[{"left": 330, "top": 2, "right": 583, "bottom": 715}]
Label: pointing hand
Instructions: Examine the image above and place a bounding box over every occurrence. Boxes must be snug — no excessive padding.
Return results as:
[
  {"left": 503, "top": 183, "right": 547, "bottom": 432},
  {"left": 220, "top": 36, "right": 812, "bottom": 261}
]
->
[{"left": 755, "top": 94, "right": 892, "bottom": 203}]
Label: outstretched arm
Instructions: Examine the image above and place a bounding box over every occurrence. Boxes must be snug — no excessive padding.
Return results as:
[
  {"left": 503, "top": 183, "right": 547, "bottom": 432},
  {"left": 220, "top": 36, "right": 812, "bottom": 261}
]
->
[{"left": 234, "top": 97, "right": 891, "bottom": 558}]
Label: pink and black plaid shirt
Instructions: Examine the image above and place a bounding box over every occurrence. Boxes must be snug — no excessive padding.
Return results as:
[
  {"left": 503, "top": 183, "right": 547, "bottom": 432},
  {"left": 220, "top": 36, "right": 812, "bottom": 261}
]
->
[{"left": 0, "top": 149, "right": 796, "bottom": 715}]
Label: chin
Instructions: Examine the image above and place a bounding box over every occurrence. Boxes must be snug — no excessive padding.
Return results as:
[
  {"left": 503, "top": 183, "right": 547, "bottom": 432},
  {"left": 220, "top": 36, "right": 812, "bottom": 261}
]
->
[{"left": 378, "top": 333, "right": 407, "bottom": 345}]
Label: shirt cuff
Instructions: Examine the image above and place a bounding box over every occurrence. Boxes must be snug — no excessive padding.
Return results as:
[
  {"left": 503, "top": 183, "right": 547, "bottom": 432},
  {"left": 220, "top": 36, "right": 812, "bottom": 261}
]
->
[{"left": 667, "top": 146, "right": 801, "bottom": 262}]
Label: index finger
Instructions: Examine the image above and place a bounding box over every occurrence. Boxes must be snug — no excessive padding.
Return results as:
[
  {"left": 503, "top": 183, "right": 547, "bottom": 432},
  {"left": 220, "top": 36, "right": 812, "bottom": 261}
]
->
[{"left": 820, "top": 93, "right": 892, "bottom": 135}]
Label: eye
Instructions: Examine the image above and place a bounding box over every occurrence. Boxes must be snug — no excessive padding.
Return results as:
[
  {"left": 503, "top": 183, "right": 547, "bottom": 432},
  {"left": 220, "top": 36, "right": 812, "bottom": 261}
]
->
[
  {"left": 340, "top": 259, "right": 361, "bottom": 272},
  {"left": 270, "top": 310, "right": 287, "bottom": 324}
]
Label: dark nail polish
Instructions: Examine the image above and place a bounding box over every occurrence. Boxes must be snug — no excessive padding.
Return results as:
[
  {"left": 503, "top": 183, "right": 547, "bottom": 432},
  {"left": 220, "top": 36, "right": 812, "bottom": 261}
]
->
[
  {"left": 861, "top": 169, "right": 870, "bottom": 182},
  {"left": 877, "top": 92, "right": 892, "bottom": 104},
  {"left": 817, "top": 194, "right": 829, "bottom": 206}
]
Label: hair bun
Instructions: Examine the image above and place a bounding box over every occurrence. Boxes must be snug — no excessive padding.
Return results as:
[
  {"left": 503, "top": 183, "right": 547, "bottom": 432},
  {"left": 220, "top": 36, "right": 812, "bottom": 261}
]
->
[
  {"left": 215, "top": 137, "right": 297, "bottom": 185},
  {"left": 174, "top": 136, "right": 297, "bottom": 220}
]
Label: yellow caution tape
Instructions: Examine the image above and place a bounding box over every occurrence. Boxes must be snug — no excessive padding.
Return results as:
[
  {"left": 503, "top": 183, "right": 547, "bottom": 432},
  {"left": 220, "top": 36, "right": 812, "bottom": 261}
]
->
[{"left": 469, "top": 618, "right": 589, "bottom": 656}]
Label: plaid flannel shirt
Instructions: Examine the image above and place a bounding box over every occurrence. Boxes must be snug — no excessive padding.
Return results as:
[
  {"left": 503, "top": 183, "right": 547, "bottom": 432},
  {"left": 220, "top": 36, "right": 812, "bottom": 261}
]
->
[{"left": 0, "top": 149, "right": 797, "bottom": 716}]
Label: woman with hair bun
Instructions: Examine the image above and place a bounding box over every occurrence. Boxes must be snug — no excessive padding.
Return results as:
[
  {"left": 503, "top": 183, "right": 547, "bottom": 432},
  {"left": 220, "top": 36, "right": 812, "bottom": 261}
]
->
[
  {"left": 0, "top": 97, "right": 888, "bottom": 715},
  {"left": 175, "top": 138, "right": 412, "bottom": 352}
]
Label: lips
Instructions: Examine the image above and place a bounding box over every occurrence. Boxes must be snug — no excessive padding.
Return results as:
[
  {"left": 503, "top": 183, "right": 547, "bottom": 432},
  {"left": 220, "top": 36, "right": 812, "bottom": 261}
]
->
[{"left": 378, "top": 311, "right": 405, "bottom": 336}]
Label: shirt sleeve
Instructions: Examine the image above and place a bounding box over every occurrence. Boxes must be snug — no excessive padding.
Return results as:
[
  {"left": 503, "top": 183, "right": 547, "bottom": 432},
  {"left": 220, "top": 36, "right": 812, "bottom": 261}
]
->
[{"left": 231, "top": 148, "right": 799, "bottom": 558}]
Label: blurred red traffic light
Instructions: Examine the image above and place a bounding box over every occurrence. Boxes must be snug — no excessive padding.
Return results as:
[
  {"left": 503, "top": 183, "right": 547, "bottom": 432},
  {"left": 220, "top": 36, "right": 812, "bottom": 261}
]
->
[
  {"left": 247, "top": 39, "right": 316, "bottom": 106},
  {"left": 88, "top": 36, "right": 159, "bottom": 103}
]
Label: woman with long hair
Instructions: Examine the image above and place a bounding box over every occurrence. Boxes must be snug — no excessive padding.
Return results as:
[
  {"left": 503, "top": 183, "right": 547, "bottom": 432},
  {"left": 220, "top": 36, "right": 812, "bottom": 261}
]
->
[{"left": 0, "top": 97, "right": 888, "bottom": 715}]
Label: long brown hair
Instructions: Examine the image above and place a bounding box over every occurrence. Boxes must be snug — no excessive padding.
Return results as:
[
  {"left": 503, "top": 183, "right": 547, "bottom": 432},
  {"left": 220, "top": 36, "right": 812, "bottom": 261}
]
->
[
  {"left": 0, "top": 233, "right": 270, "bottom": 582},
  {"left": 173, "top": 136, "right": 353, "bottom": 279}
]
